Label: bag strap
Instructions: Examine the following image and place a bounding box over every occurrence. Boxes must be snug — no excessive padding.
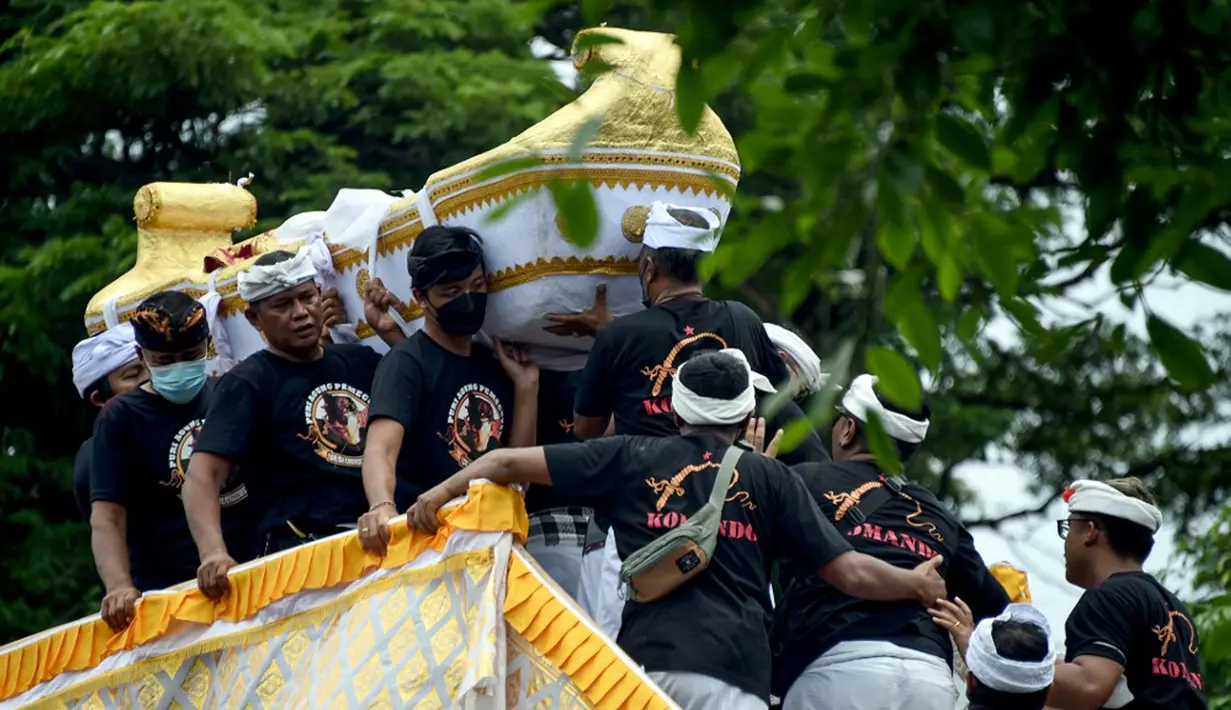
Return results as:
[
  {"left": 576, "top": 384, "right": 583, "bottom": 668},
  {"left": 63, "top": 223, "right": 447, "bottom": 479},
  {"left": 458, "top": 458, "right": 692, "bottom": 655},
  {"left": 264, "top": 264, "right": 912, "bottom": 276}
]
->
[
  {"left": 708, "top": 446, "right": 744, "bottom": 510},
  {"left": 831, "top": 473, "right": 908, "bottom": 533}
]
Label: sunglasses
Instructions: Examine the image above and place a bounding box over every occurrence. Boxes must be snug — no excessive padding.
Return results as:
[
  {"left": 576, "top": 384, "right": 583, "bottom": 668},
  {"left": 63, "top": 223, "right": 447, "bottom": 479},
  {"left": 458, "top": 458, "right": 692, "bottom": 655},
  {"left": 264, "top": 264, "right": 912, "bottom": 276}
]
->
[{"left": 1056, "top": 517, "right": 1097, "bottom": 540}]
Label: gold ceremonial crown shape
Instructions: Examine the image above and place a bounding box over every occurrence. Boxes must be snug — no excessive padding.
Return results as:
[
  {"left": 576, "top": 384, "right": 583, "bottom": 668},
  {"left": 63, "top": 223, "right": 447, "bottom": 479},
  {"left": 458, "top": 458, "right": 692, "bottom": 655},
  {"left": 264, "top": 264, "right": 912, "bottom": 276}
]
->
[{"left": 84, "top": 27, "right": 740, "bottom": 328}]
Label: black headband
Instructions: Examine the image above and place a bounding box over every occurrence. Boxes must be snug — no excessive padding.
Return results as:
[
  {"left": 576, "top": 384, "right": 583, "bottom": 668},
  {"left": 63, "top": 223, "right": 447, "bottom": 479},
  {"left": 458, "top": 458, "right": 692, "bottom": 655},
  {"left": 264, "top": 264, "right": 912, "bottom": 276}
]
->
[
  {"left": 131, "top": 302, "right": 210, "bottom": 352},
  {"left": 407, "top": 237, "right": 484, "bottom": 290}
]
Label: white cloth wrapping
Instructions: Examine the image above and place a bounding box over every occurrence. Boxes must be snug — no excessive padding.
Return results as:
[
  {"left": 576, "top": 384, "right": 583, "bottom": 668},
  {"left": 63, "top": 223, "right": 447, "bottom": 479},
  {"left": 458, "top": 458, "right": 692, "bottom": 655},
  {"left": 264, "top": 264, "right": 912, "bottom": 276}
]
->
[
  {"left": 323, "top": 189, "right": 400, "bottom": 249},
  {"left": 200, "top": 273, "right": 238, "bottom": 376},
  {"left": 782, "top": 640, "right": 957, "bottom": 710},
  {"left": 965, "top": 603, "right": 1056, "bottom": 694},
  {"left": 71, "top": 322, "right": 139, "bottom": 397},
  {"left": 237, "top": 248, "right": 319, "bottom": 303},
  {"left": 671, "top": 348, "right": 774, "bottom": 427},
  {"left": 841, "top": 374, "right": 929, "bottom": 444},
  {"left": 763, "top": 323, "right": 826, "bottom": 394},
  {"left": 643, "top": 201, "right": 722, "bottom": 252},
  {"left": 1064, "top": 479, "right": 1163, "bottom": 533}
]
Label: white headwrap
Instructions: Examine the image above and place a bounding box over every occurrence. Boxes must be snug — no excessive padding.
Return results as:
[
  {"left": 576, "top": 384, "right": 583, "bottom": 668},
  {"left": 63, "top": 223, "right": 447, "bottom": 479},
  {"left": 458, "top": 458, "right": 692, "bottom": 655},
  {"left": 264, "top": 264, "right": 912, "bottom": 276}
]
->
[
  {"left": 672, "top": 348, "right": 775, "bottom": 426},
  {"left": 237, "top": 248, "right": 318, "bottom": 303},
  {"left": 643, "top": 202, "right": 722, "bottom": 252},
  {"left": 71, "top": 323, "right": 139, "bottom": 398},
  {"left": 1064, "top": 479, "right": 1163, "bottom": 533},
  {"left": 764, "top": 323, "right": 826, "bottom": 394},
  {"left": 840, "top": 374, "right": 929, "bottom": 444},
  {"left": 966, "top": 603, "right": 1056, "bottom": 693}
]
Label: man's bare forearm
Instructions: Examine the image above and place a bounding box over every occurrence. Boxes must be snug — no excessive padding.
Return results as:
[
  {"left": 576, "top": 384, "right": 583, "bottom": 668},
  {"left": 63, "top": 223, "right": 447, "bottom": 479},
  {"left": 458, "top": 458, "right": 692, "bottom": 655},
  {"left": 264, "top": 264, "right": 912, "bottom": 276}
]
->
[
  {"left": 90, "top": 505, "right": 134, "bottom": 592},
  {"left": 183, "top": 454, "right": 229, "bottom": 558},
  {"left": 821, "top": 552, "right": 923, "bottom": 602}
]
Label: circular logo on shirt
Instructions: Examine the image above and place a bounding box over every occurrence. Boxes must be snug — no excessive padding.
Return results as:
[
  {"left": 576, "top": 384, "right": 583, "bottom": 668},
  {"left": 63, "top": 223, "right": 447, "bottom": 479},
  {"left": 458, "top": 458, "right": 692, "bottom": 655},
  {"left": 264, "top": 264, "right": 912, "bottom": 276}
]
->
[
  {"left": 301, "top": 383, "right": 370, "bottom": 468},
  {"left": 165, "top": 418, "right": 204, "bottom": 488},
  {"left": 442, "top": 384, "right": 505, "bottom": 467}
]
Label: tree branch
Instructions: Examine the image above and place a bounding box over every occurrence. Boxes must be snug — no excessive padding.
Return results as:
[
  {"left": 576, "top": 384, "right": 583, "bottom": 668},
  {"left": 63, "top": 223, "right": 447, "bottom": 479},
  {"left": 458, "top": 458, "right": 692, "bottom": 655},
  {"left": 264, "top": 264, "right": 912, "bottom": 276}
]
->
[{"left": 964, "top": 493, "right": 1059, "bottom": 529}]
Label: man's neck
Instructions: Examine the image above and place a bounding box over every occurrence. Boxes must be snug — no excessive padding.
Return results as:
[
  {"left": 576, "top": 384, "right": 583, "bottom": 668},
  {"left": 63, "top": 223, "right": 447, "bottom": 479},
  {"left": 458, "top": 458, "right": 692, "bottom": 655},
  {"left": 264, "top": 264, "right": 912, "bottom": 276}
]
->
[
  {"left": 1086, "top": 556, "right": 1145, "bottom": 588},
  {"left": 834, "top": 450, "right": 876, "bottom": 464},
  {"left": 651, "top": 282, "right": 703, "bottom": 306},
  {"left": 425, "top": 321, "right": 473, "bottom": 357},
  {"left": 268, "top": 343, "right": 325, "bottom": 364},
  {"left": 678, "top": 424, "right": 740, "bottom": 446}
]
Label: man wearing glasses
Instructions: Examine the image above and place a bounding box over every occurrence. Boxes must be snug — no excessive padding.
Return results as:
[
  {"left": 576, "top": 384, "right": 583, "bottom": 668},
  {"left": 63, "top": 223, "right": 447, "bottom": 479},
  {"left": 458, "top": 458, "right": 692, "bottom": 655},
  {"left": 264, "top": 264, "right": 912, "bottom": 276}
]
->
[{"left": 1045, "top": 478, "right": 1206, "bottom": 710}]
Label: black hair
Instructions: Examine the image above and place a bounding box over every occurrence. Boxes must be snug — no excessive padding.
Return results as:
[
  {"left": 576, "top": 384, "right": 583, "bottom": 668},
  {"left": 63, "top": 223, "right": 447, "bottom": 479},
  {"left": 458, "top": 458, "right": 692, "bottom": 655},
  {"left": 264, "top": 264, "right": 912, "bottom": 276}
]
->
[
  {"left": 410, "top": 225, "right": 483, "bottom": 260},
  {"left": 849, "top": 385, "right": 931, "bottom": 462},
  {"left": 254, "top": 250, "right": 296, "bottom": 266},
  {"left": 677, "top": 351, "right": 749, "bottom": 401},
  {"left": 967, "top": 620, "right": 1052, "bottom": 709},
  {"left": 641, "top": 246, "right": 701, "bottom": 284},
  {"left": 1081, "top": 477, "right": 1158, "bottom": 563},
  {"left": 407, "top": 226, "right": 485, "bottom": 288},
  {"left": 83, "top": 376, "right": 115, "bottom": 405}
]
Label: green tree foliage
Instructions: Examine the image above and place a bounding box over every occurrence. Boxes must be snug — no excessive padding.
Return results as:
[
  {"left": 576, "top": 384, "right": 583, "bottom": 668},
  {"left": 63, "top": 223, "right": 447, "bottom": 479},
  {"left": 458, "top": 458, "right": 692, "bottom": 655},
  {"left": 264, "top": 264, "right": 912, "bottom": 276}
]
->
[{"left": 0, "top": 0, "right": 568, "bottom": 642}]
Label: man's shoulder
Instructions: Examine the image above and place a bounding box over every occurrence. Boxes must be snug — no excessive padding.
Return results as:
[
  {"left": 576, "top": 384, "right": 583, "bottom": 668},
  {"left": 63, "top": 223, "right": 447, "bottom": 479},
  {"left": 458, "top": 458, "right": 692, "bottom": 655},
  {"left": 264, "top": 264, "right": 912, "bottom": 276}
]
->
[{"left": 325, "top": 342, "right": 381, "bottom": 365}]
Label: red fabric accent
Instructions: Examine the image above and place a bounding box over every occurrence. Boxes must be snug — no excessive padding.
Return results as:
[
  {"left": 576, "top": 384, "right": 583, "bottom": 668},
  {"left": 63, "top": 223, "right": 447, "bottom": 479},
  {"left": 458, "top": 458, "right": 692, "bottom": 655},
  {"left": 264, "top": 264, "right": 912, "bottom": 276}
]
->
[
  {"left": 203, "top": 243, "right": 259, "bottom": 273},
  {"left": 1062, "top": 486, "right": 1076, "bottom": 503}
]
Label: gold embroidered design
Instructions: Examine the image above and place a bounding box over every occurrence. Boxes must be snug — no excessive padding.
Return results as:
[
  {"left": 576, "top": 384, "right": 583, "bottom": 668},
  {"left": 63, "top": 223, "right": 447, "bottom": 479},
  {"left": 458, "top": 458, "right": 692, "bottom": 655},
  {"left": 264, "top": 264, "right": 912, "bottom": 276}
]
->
[
  {"left": 1153, "top": 610, "right": 1199, "bottom": 656},
  {"left": 645, "top": 461, "right": 754, "bottom": 512},
  {"left": 825, "top": 480, "right": 945, "bottom": 542},
  {"left": 641, "top": 332, "right": 728, "bottom": 396}
]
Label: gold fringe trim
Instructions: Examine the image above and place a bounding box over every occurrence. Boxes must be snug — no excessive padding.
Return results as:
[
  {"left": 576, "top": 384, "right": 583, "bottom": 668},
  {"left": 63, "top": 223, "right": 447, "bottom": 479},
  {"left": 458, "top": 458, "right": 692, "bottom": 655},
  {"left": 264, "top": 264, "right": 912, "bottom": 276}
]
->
[
  {"left": 0, "top": 484, "right": 528, "bottom": 702},
  {"left": 504, "top": 553, "right": 676, "bottom": 710},
  {"left": 26, "top": 552, "right": 494, "bottom": 710}
]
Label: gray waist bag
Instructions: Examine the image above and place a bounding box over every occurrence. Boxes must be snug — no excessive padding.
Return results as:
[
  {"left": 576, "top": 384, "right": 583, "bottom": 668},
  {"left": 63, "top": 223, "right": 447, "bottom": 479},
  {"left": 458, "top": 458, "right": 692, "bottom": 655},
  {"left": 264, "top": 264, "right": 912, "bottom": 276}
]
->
[{"left": 618, "top": 446, "right": 743, "bottom": 602}]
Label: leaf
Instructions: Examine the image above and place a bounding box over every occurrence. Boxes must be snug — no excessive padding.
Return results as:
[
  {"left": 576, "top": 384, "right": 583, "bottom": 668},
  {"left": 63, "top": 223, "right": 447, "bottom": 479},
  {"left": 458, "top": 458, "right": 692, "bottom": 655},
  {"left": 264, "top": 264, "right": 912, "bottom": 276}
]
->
[
  {"left": 550, "top": 180, "right": 600, "bottom": 248},
  {"left": 1109, "top": 241, "right": 1147, "bottom": 285},
  {"left": 1146, "top": 315, "right": 1214, "bottom": 391},
  {"left": 474, "top": 154, "right": 543, "bottom": 182},
  {"left": 926, "top": 165, "right": 965, "bottom": 205},
  {"left": 1002, "top": 297, "right": 1044, "bottom": 335},
  {"left": 896, "top": 301, "right": 942, "bottom": 370},
  {"left": 580, "top": 0, "right": 614, "bottom": 26},
  {"left": 973, "top": 230, "right": 1019, "bottom": 296},
  {"left": 484, "top": 190, "right": 537, "bottom": 225},
  {"left": 863, "top": 412, "right": 904, "bottom": 474},
  {"left": 936, "top": 114, "right": 991, "bottom": 170},
  {"left": 938, "top": 255, "right": 964, "bottom": 301},
  {"left": 675, "top": 57, "right": 705, "bottom": 135},
  {"left": 784, "top": 73, "right": 829, "bottom": 93},
  {"left": 866, "top": 346, "right": 922, "bottom": 409},
  {"left": 569, "top": 112, "right": 605, "bottom": 162},
  {"left": 957, "top": 307, "right": 983, "bottom": 342},
  {"left": 1174, "top": 241, "right": 1231, "bottom": 292},
  {"left": 876, "top": 220, "right": 916, "bottom": 271},
  {"left": 776, "top": 418, "right": 817, "bottom": 456},
  {"left": 885, "top": 145, "right": 924, "bottom": 196}
]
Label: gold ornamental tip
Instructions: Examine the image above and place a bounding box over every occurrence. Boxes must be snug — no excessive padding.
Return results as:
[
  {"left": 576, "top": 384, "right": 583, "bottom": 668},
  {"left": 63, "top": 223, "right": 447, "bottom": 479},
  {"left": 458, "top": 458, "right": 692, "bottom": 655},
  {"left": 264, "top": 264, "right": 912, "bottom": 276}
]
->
[{"left": 85, "top": 182, "right": 258, "bottom": 321}]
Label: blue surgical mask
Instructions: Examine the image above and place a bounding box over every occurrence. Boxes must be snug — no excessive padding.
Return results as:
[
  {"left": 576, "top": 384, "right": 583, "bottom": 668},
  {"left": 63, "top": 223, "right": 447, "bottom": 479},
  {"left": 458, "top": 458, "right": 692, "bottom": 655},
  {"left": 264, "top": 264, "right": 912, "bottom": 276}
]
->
[{"left": 148, "top": 359, "right": 208, "bottom": 404}]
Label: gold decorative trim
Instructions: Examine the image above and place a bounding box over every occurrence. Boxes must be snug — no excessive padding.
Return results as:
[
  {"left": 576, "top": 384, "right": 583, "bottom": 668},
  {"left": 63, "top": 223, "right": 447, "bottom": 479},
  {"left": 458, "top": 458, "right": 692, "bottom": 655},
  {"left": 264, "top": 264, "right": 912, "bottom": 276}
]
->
[
  {"left": 356, "top": 268, "right": 371, "bottom": 301},
  {"left": 487, "top": 255, "right": 639, "bottom": 291},
  {"left": 424, "top": 152, "right": 740, "bottom": 205},
  {"left": 621, "top": 205, "right": 650, "bottom": 243},
  {"left": 431, "top": 167, "right": 731, "bottom": 224}
]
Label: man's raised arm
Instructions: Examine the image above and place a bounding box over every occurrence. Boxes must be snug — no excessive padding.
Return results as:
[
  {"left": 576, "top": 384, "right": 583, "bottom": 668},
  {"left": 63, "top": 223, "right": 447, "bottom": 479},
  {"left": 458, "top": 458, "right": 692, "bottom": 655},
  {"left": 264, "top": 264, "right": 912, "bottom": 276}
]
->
[{"left": 184, "top": 451, "right": 234, "bottom": 599}]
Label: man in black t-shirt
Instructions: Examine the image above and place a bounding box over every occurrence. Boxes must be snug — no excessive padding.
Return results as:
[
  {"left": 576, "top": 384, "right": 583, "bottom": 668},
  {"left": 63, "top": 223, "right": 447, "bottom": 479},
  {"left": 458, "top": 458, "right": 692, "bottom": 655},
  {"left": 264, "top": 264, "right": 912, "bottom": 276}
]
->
[
  {"left": 90, "top": 292, "right": 253, "bottom": 630},
  {"left": 186, "top": 249, "right": 383, "bottom": 600},
  {"left": 356, "top": 226, "right": 539, "bottom": 557},
  {"left": 406, "top": 350, "right": 947, "bottom": 710},
  {"left": 71, "top": 322, "right": 148, "bottom": 520},
  {"left": 1044, "top": 478, "right": 1205, "bottom": 709},
  {"left": 774, "top": 374, "right": 1009, "bottom": 710}
]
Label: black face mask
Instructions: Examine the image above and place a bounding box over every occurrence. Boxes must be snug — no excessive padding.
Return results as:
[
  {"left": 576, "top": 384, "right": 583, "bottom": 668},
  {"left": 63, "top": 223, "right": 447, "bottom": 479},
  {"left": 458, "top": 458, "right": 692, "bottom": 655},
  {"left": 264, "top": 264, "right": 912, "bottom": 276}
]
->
[{"left": 433, "top": 292, "right": 487, "bottom": 336}]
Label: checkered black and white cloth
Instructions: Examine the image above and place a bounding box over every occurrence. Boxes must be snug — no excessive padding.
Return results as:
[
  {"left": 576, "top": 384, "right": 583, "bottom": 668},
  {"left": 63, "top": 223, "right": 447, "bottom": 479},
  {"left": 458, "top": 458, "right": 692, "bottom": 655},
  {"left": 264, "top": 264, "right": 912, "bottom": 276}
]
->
[{"left": 526, "top": 507, "right": 591, "bottom": 548}]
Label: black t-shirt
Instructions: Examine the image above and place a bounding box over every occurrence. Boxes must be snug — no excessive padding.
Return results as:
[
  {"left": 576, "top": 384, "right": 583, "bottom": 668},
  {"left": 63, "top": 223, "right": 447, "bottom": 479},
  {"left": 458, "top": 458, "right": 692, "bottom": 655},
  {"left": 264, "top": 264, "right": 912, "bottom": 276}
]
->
[
  {"left": 575, "top": 296, "right": 791, "bottom": 437},
  {"left": 74, "top": 439, "right": 92, "bottom": 520},
  {"left": 194, "top": 344, "right": 381, "bottom": 536},
  {"left": 526, "top": 368, "right": 582, "bottom": 514},
  {"left": 368, "top": 331, "right": 515, "bottom": 498},
  {"left": 763, "top": 398, "right": 830, "bottom": 467},
  {"left": 543, "top": 432, "right": 853, "bottom": 700},
  {"left": 1065, "top": 571, "right": 1206, "bottom": 709},
  {"left": 772, "top": 459, "right": 1009, "bottom": 693},
  {"left": 90, "top": 380, "right": 253, "bottom": 591}
]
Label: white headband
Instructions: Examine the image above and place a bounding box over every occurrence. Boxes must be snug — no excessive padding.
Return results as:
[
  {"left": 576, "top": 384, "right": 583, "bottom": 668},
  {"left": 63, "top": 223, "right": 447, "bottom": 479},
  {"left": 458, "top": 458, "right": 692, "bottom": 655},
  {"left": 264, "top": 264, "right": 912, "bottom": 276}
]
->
[
  {"left": 764, "top": 324, "right": 826, "bottom": 394},
  {"left": 841, "top": 374, "right": 929, "bottom": 444},
  {"left": 1064, "top": 479, "right": 1163, "bottom": 533},
  {"left": 966, "top": 603, "right": 1056, "bottom": 693},
  {"left": 672, "top": 348, "right": 775, "bottom": 427},
  {"left": 71, "top": 322, "right": 140, "bottom": 398},
  {"left": 643, "top": 202, "right": 721, "bottom": 252},
  {"left": 237, "top": 248, "right": 319, "bottom": 303}
]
